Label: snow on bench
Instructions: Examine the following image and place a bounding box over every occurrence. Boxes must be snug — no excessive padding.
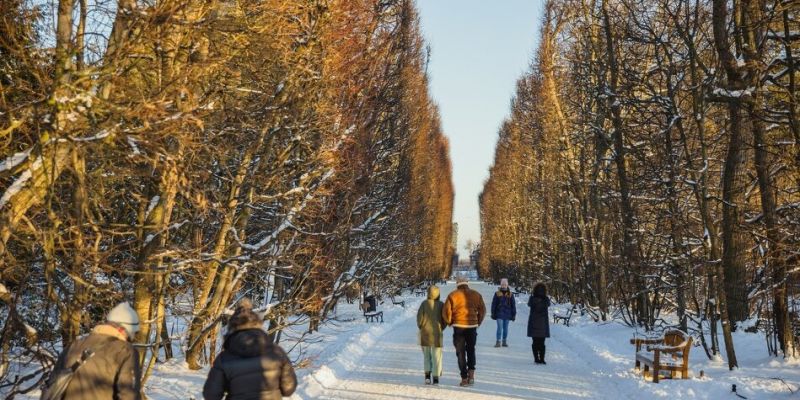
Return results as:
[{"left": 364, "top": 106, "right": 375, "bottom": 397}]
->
[
  {"left": 360, "top": 299, "right": 384, "bottom": 323},
  {"left": 391, "top": 297, "right": 406, "bottom": 308},
  {"left": 363, "top": 310, "right": 383, "bottom": 323},
  {"left": 630, "top": 329, "right": 692, "bottom": 383},
  {"left": 553, "top": 305, "right": 580, "bottom": 327}
]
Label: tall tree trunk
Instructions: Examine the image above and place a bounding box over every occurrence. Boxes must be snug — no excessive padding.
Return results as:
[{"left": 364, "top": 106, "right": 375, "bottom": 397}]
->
[
  {"left": 711, "top": 0, "right": 745, "bottom": 368},
  {"left": 0, "top": 0, "right": 77, "bottom": 262},
  {"left": 601, "top": 0, "right": 648, "bottom": 328},
  {"left": 133, "top": 163, "right": 179, "bottom": 350},
  {"left": 753, "top": 107, "right": 794, "bottom": 357},
  {"left": 740, "top": 0, "right": 796, "bottom": 359},
  {"left": 186, "top": 131, "right": 269, "bottom": 369}
]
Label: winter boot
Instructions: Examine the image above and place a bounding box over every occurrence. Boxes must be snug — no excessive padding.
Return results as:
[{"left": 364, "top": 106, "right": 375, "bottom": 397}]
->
[
  {"left": 532, "top": 344, "right": 540, "bottom": 364},
  {"left": 432, "top": 377, "right": 439, "bottom": 385},
  {"left": 425, "top": 372, "right": 431, "bottom": 384},
  {"left": 502, "top": 340, "right": 508, "bottom": 347},
  {"left": 540, "top": 346, "right": 546, "bottom": 365},
  {"left": 494, "top": 340, "right": 501, "bottom": 348},
  {"left": 459, "top": 378, "right": 470, "bottom": 387},
  {"left": 468, "top": 369, "right": 475, "bottom": 385}
]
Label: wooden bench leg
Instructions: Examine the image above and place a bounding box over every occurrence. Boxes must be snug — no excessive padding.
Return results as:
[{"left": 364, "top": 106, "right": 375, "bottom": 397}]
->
[{"left": 653, "top": 366, "right": 660, "bottom": 383}]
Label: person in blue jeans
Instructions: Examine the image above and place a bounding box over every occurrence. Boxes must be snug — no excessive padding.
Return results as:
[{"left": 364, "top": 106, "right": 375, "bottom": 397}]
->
[{"left": 490, "top": 278, "right": 516, "bottom": 347}]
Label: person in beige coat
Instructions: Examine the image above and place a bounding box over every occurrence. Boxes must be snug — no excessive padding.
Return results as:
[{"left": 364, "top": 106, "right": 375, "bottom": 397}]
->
[
  {"left": 417, "top": 285, "right": 445, "bottom": 385},
  {"left": 48, "top": 303, "right": 142, "bottom": 400}
]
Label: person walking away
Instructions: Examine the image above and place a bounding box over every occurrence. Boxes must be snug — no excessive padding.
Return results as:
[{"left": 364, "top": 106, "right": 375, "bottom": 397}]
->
[
  {"left": 203, "top": 299, "right": 297, "bottom": 400},
  {"left": 44, "top": 302, "right": 142, "bottom": 400},
  {"left": 417, "top": 285, "right": 446, "bottom": 385},
  {"left": 490, "top": 278, "right": 516, "bottom": 347},
  {"left": 527, "top": 282, "right": 551, "bottom": 364},
  {"left": 442, "top": 276, "right": 486, "bottom": 386}
]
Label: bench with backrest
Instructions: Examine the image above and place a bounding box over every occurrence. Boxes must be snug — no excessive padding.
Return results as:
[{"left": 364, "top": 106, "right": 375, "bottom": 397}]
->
[
  {"left": 363, "top": 308, "right": 383, "bottom": 323},
  {"left": 391, "top": 296, "right": 406, "bottom": 308},
  {"left": 630, "top": 329, "right": 692, "bottom": 383},
  {"left": 361, "top": 295, "right": 384, "bottom": 323},
  {"left": 552, "top": 306, "right": 576, "bottom": 326}
]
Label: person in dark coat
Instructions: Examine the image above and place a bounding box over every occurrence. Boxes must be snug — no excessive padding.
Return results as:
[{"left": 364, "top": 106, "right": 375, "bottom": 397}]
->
[
  {"left": 48, "top": 302, "right": 142, "bottom": 400},
  {"left": 490, "top": 278, "right": 516, "bottom": 347},
  {"left": 526, "top": 282, "right": 551, "bottom": 364},
  {"left": 203, "top": 299, "right": 297, "bottom": 400}
]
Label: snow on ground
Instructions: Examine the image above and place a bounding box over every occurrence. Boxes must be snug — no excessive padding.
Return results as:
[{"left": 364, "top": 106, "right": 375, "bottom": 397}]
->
[
  {"left": 10, "top": 281, "right": 800, "bottom": 399},
  {"left": 294, "top": 281, "right": 800, "bottom": 399}
]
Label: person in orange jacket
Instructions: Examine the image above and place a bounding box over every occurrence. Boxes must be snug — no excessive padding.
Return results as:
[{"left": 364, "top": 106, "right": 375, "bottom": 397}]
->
[{"left": 442, "top": 276, "right": 486, "bottom": 386}]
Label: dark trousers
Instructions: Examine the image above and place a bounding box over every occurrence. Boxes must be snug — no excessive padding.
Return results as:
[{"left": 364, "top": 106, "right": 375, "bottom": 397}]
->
[
  {"left": 453, "top": 327, "right": 478, "bottom": 378},
  {"left": 532, "top": 337, "right": 546, "bottom": 361}
]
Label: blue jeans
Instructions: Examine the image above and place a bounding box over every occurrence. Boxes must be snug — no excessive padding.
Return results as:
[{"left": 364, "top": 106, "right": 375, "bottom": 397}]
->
[{"left": 496, "top": 319, "right": 510, "bottom": 341}]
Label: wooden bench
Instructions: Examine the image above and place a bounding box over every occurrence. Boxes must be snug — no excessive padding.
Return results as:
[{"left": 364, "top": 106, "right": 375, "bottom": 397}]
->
[
  {"left": 553, "top": 307, "right": 575, "bottom": 326},
  {"left": 630, "top": 329, "right": 692, "bottom": 383}
]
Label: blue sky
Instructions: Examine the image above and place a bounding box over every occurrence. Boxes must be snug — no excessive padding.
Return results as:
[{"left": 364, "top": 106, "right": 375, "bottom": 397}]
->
[{"left": 417, "top": 0, "right": 543, "bottom": 256}]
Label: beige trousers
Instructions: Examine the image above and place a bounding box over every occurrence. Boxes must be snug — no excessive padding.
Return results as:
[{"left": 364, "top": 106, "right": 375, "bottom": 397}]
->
[{"left": 422, "top": 346, "right": 443, "bottom": 377}]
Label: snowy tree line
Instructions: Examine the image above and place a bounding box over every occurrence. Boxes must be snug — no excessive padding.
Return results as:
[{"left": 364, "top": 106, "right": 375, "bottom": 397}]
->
[
  {"left": 0, "top": 0, "right": 454, "bottom": 395},
  {"left": 480, "top": 0, "right": 799, "bottom": 368}
]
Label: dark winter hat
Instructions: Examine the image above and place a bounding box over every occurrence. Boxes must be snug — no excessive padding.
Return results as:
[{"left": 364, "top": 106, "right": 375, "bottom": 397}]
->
[
  {"left": 226, "top": 298, "right": 264, "bottom": 334},
  {"left": 533, "top": 282, "right": 547, "bottom": 297}
]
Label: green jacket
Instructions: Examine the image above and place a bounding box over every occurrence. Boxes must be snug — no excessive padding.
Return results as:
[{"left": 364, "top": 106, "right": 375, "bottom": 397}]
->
[{"left": 417, "top": 286, "right": 446, "bottom": 347}]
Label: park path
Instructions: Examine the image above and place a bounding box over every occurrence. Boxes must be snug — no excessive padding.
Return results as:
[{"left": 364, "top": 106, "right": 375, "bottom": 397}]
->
[{"left": 313, "top": 281, "right": 629, "bottom": 400}]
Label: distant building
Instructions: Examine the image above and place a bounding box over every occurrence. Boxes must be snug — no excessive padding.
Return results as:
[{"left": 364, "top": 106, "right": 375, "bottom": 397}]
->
[{"left": 469, "top": 249, "right": 478, "bottom": 269}]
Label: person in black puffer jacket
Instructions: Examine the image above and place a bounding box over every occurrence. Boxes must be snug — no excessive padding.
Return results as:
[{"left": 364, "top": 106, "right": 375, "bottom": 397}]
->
[
  {"left": 526, "top": 282, "right": 551, "bottom": 365},
  {"left": 203, "top": 299, "right": 297, "bottom": 400}
]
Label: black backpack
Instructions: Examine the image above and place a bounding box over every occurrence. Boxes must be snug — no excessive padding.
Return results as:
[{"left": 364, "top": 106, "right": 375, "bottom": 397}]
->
[{"left": 40, "top": 339, "right": 112, "bottom": 400}]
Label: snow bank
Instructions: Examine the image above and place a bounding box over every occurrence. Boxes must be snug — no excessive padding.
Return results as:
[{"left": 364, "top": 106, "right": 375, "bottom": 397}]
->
[
  {"left": 548, "top": 301, "right": 800, "bottom": 399},
  {"left": 296, "top": 298, "right": 421, "bottom": 399}
]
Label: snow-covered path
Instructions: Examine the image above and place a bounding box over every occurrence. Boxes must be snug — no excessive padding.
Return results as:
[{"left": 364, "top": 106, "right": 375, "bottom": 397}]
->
[
  {"left": 12, "top": 280, "right": 800, "bottom": 400},
  {"left": 310, "top": 282, "right": 628, "bottom": 399}
]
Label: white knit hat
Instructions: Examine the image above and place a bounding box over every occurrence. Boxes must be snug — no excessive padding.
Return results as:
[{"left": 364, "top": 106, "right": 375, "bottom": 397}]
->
[
  {"left": 456, "top": 276, "right": 469, "bottom": 286},
  {"left": 107, "top": 302, "right": 140, "bottom": 339}
]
